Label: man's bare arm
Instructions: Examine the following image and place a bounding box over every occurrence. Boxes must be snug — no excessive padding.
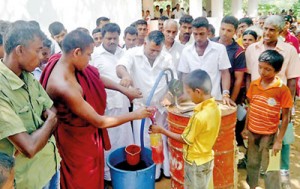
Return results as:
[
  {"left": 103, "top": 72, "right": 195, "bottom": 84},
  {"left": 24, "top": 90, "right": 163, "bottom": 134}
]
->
[
  {"left": 231, "top": 71, "right": 244, "bottom": 102},
  {"left": 116, "top": 65, "right": 133, "bottom": 87},
  {"left": 54, "top": 84, "right": 151, "bottom": 129},
  {"left": 8, "top": 108, "right": 57, "bottom": 158},
  {"left": 101, "top": 76, "right": 142, "bottom": 101}
]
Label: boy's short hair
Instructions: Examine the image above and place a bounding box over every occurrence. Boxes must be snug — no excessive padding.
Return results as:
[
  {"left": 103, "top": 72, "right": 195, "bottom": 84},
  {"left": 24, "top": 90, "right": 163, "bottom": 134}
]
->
[
  {"left": 258, "top": 50, "right": 284, "bottom": 72},
  {"left": 43, "top": 38, "right": 52, "bottom": 48},
  {"left": 184, "top": 69, "right": 212, "bottom": 94},
  {"left": 208, "top": 24, "right": 215, "bottom": 35},
  {"left": 179, "top": 15, "right": 193, "bottom": 25},
  {"left": 48, "top": 21, "right": 66, "bottom": 36},
  {"left": 192, "top": 17, "right": 209, "bottom": 29},
  {"left": 62, "top": 30, "right": 94, "bottom": 54},
  {"left": 124, "top": 26, "right": 138, "bottom": 37},
  {"left": 92, "top": 28, "right": 102, "bottom": 35},
  {"left": 96, "top": 17, "right": 110, "bottom": 27},
  {"left": 134, "top": 19, "right": 148, "bottom": 27},
  {"left": 159, "top": 16, "right": 169, "bottom": 22},
  {"left": 221, "top": 16, "right": 239, "bottom": 30},
  {"left": 238, "top": 17, "right": 253, "bottom": 27},
  {"left": 0, "top": 152, "right": 14, "bottom": 188}
]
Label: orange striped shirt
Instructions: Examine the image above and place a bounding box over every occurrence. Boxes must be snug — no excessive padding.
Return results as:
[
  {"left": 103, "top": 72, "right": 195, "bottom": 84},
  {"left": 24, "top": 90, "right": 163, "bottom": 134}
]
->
[{"left": 247, "top": 77, "right": 293, "bottom": 134}]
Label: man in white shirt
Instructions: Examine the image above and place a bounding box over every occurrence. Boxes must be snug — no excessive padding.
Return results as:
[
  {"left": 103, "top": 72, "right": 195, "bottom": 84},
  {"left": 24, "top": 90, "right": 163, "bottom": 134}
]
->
[
  {"left": 123, "top": 26, "right": 138, "bottom": 50},
  {"left": 90, "top": 23, "right": 136, "bottom": 182},
  {"left": 163, "top": 5, "right": 172, "bottom": 18},
  {"left": 176, "top": 15, "right": 194, "bottom": 46},
  {"left": 116, "top": 31, "right": 177, "bottom": 179},
  {"left": 178, "top": 17, "right": 233, "bottom": 105},
  {"left": 172, "top": 4, "right": 185, "bottom": 19},
  {"left": 162, "top": 19, "right": 184, "bottom": 72},
  {"left": 132, "top": 19, "right": 148, "bottom": 46}
]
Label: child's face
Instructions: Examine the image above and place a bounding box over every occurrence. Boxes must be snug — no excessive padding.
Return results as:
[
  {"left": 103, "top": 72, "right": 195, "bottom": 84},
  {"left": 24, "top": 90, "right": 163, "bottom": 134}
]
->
[
  {"left": 184, "top": 84, "right": 203, "bottom": 104},
  {"left": 2, "top": 169, "right": 15, "bottom": 189},
  {"left": 258, "top": 62, "right": 277, "bottom": 80}
]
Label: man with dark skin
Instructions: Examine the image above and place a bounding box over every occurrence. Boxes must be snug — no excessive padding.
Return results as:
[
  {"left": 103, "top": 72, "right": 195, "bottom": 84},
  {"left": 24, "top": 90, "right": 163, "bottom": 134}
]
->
[
  {"left": 48, "top": 21, "right": 67, "bottom": 49},
  {"left": 0, "top": 21, "right": 59, "bottom": 188},
  {"left": 177, "top": 15, "right": 193, "bottom": 45},
  {"left": 133, "top": 19, "right": 148, "bottom": 46}
]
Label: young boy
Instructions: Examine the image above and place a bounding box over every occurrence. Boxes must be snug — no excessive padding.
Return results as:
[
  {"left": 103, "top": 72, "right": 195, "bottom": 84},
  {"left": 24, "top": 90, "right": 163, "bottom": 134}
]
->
[
  {"left": 0, "top": 152, "right": 15, "bottom": 189},
  {"left": 149, "top": 69, "right": 221, "bottom": 189},
  {"left": 242, "top": 50, "right": 293, "bottom": 189}
]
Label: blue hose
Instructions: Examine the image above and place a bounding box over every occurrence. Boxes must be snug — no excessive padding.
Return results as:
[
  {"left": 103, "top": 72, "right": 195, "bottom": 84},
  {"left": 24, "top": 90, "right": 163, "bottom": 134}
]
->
[{"left": 140, "top": 70, "right": 170, "bottom": 150}]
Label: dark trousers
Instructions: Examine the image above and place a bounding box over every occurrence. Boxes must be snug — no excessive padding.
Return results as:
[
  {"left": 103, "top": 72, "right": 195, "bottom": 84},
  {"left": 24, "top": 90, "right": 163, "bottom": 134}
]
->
[{"left": 247, "top": 131, "right": 281, "bottom": 189}]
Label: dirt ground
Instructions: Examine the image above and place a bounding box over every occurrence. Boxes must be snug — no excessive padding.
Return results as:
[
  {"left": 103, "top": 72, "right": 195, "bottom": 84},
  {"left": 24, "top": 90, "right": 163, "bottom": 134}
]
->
[{"left": 156, "top": 98, "right": 300, "bottom": 189}]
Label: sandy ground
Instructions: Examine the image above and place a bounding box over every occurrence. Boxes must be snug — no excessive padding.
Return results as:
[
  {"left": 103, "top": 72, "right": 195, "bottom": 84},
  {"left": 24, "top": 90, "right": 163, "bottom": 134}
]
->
[{"left": 155, "top": 98, "right": 300, "bottom": 189}]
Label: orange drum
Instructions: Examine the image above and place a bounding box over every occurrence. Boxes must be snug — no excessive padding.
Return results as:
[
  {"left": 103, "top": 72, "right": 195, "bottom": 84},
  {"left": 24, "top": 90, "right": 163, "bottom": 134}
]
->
[{"left": 167, "top": 103, "right": 237, "bottom": 189}]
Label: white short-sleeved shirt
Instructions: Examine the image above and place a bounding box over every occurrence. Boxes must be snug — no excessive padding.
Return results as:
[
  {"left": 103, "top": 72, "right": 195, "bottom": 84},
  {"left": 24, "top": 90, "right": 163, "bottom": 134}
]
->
[
  {"left": 177, "top": 40, "right": 232, "bottom": 100},
  {"left": 163, "top": 41, "right": 184, "bottom": 71},
  {"left": 246, "top": 39, "right": 300, "bottom": 84},
  {"left": 172, "top": 9, "right": 185, "bottom": 19},
  {"left": 91, "top": 45, "right": 129, "bottom": 109},
  {"left": 176, "top": 33, "right": 195, "bottom": 47},
  {"left": 117, "top": 46, "right": 177, "bottom": 113}
]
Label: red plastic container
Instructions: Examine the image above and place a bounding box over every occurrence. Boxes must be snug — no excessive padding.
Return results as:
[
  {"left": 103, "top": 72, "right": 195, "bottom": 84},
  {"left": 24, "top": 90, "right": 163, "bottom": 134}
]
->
[
  {"left": 150, "top": 133, "right": 164, "bottom": 164},
  {"left": 125, "top": 144, "right": 141, "bottom": 166}
]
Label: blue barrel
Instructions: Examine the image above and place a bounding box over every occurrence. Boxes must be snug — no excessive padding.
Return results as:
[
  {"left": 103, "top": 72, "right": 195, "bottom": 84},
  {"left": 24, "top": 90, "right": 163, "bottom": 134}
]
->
[{"left": 107, "top": 147, "right": 156, "bottom": 189}]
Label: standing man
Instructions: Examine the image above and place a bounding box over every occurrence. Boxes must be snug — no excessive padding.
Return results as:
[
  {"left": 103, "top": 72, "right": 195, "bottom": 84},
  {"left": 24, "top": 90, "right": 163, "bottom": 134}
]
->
[
  {"left": 92, "top": 28, "right": 103, "bottom": 47},
  {"left": 163, "top": 5, "right": 172, "bottom": 18},
  {"left": 245, "top": 15, "right": 300, "bottom": 189},
  {"left": 158, "top": 16, "right": 169, "bottom": 32},
  {"left": 178, "top": 17, "right": 233, "bottom": 105},
  {"left": 116, "top": 31, "right": 177, "bottom": 180},
  {"left": 123, "top": 26, "right": 138, "bottom": 50},
  {"left": 172, "top": 4, "right": 185, "bottom": 19},
  {"left": 96, "top": 17, "right": 110, "bottom": 29},
  {"left": 48, "top": 21, "right": 67, "bottom": 52},
  {"left": 90, "top": 23, "right": 135, "bottom": 182},
  {"left": 133, "top": 19, "right": 148, "bottom": 46},
  {"left": 162, "top": 19, "right": 184, "bottom": 71},
  {"left": 40, "top": 30, "right": 151, "bottom": 189},
  {"left": 177, "top": 15, "right": 194, "bottom": 46},
  {"left": 236, "top": 17, "right": 253, "bottom": 47},
  {"left": 154, "top": 5, "right": 161, "bottom": 19},
  {"left": 0, "top": 21, "right": 60, "bottom": 189},
  {"left": 212, "top": 15, "right": 246, "bottom": 145}
]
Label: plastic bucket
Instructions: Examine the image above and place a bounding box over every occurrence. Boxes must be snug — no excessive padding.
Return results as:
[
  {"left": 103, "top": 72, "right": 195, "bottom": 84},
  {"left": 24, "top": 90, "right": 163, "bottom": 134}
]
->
[
  {"left": 107, "top": 147, "right": 156, "bottom": 189},
  {"left": 125, "top": 144, "right": 141, "bottom": 166},
  {"left": 167, "top": 103, "right": 237, "bottom": 189}
]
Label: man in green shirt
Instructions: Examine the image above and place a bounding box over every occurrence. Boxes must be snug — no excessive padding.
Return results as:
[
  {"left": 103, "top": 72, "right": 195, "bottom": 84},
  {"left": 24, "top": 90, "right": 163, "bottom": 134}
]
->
[{"left": 0, "top": 21, "right": 60, "bottom": 188}]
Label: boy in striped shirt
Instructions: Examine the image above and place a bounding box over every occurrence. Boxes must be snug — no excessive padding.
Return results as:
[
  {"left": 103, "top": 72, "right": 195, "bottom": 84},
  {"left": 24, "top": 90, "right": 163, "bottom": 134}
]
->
[{"left": 242, "top": 50, "right": 293, "bottom": 189}]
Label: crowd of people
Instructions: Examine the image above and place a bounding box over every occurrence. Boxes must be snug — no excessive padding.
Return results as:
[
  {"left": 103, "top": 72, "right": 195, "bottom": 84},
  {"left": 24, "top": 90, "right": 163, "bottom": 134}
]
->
[{"left": 0, "top": 4, "right": 300, "bottom": 189}]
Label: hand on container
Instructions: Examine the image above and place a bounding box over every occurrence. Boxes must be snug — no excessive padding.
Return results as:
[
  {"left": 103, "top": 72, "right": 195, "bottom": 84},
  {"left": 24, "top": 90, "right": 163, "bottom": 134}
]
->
[
  {"left": 222, "top": 96, "right": 236, "bottom": 107},
  {"left": 133, "top": 107, "right": 153, "bottom": 120},
  {"left": 149, "top": 125, "right": 164, "bottom": 134},
  {"left": 241, "top": 128, "right": 249, "bottom": 139},
  {"left": 272, "top": 140, "right": 282, "bottom": 156}
]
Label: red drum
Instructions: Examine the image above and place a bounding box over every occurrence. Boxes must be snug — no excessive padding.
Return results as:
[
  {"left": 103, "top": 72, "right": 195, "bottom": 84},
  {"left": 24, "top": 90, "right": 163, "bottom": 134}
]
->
[{"left": 167, "top": 103, "right": 237, "bottom": 189}]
